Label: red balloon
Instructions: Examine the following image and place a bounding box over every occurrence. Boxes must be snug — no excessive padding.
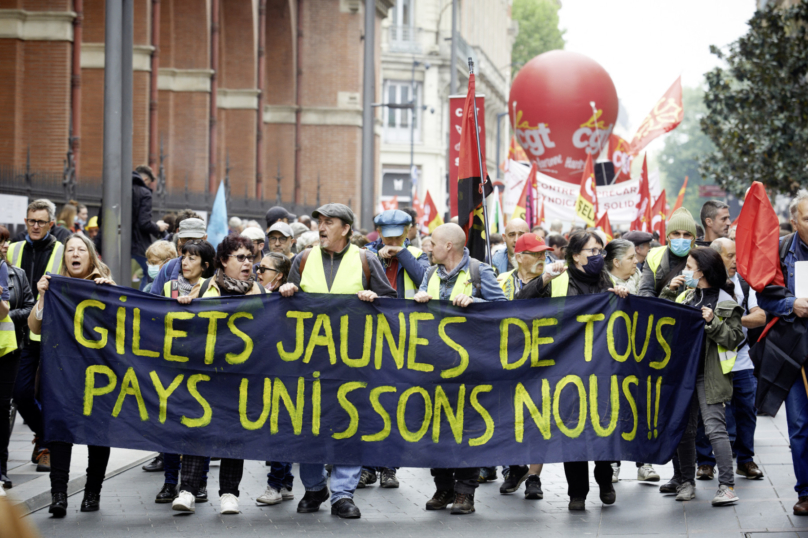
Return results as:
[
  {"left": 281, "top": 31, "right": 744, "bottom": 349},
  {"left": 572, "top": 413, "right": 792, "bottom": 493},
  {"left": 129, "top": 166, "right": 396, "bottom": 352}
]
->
[{"left": 509, "top": 50, "right": 619, "bottom": 183}]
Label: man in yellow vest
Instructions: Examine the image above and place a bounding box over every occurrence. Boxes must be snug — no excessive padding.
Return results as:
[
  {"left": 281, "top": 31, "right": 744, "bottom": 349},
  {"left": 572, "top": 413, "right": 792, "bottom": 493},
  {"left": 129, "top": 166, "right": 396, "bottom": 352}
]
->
[
  {"left": 413, "top": 223, "right": 506, "bottom": 515},
  {"left": 279, "top": 203, "right": 395, "bottom": 519},
  {"left": 7, "top": 199, "right": 65, "bottom": 473},
  {"left": 637, "top": 207, "right": 698, "bottom": 299}
]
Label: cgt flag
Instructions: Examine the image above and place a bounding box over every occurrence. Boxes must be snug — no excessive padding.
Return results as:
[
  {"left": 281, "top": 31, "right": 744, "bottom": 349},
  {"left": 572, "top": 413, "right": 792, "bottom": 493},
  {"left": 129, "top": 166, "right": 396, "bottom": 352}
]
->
[
  {"left": 651, "top": 190, "right": 667, "bottom": 245},
  {"left": 631, "top": 155, "right": 652, "bottom": 232},
  {"left": 458, "top": 72, "right": 493, "bottom": 261},
  {"left": 672, "top": 176, "right": 688, "bottom": 213},
  {"left": 420, "top": 190, "right": 444, "bottom": 233},
  {"left": 609, "top": 134, "right": 635, "bottom": 182},
  {"left": 511, "top": 163, "right": 535, "bottom": 222},
  {"left": 575, "top": 154, "right": 598, "bottom": 227},
  {"left": 595, "top": 211, "right": 613, "bottom": 241},
  {"left": 630, "top": 77, "right": 684, "bottom": 155}
]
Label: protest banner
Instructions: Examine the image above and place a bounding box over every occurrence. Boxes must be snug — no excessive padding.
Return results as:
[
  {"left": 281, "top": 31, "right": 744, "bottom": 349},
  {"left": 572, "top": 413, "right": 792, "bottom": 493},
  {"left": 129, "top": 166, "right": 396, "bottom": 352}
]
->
[{"left": 41, "top": 277, "right": 703, "bottom": 469}]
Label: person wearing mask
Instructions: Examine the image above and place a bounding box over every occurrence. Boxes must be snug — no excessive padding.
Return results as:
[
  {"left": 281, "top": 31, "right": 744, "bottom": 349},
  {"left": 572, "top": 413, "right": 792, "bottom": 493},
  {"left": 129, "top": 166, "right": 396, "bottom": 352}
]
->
[
  {"left": 142, "top": 240, "right": 177, "bottom": 293},
  {"left": 660, "top": 247, "right": 744, "bottom": 506},
  {"left": 545, "top": 231, "right": 629, "bottom": 510},
  {"left": 689, "top": 238, "right": 766, "bottom": 482},
  {"left": 267, "top": 222, "right": 294, "bottom": 258},
  {"left": 28, "top": 234, "right": 115, "bottom": 516},
  {"left": 697, "top": 200, "right": 731, "bottom": 247},
  {"left": 413, "top": 223, "right": 507, "bottom": 515},
  {"left": 132, "top": 166, "right": 169, "bottom": 290},
  {"left": 148, "top": 217, "right": 207, "bottom": 303},
  {"left": 152, "top": 239, "right": 216, "bottom": 505},
  {"left": 280, "top": 203, "right": 395, "bottom": 519},
  {"left": 622, "top": 231, "right": 653, "bottom": 274},
  {"left": 492, "top": 218, "right": 529, "bottom": 275},
  {"left": 172, "top": 235, "right": 265, "bottom": 516},
  {"left": 7, "top": 199, "right": 65, "bottom": 472},
  {"left": 546, "top": 233, "right": 568, "bottom": 264},
  {"left": 256, "top": 252, "right": 291, "bottom": 293}
]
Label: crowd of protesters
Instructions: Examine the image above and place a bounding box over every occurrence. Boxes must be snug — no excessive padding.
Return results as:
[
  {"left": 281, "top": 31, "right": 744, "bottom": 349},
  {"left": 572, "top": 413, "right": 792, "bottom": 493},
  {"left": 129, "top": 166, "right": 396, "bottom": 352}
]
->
[{"left": 0, "top": 167, "right": 807, "bottom": 522}]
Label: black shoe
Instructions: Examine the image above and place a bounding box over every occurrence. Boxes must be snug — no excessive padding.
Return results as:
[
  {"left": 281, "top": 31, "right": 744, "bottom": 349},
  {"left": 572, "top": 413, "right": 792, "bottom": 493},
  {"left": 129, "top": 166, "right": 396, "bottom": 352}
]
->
[
  {"left": 524, "top": 475, "right": 543, "bottom": 500},
  {"left": 450, "top": 492, "right": 475, "bottom": 515},
  {"left": 297, "top": 487, "right": 330, "bottom": 513},
  {"left": 426, "top": 489, "right": 454, "bottom": 510},
  {"left": 142, "top": 454, "right": 164, "bottom": 472},
  {"left": 380, "top": 468, "right": 399, "bottom": 488},
  {"left": 659, "top": 478, "right": 681, "bottom": 494},
  {"left": 155, "top": 483, "right": 178, "bottom": 503},
  {"left": 81, "top": 491, "right": 101, "bottom": 512},
  {"left": 1, "top": 474, "right": 12, "bottom": 489},
  {"left": 500, "top": 465, "right": 528, "bottom": 494},
  {"left": 331, "top": 498, "right": 361, "bottom": 519},
  {"left": 478, "top": 466, "right": 497, "bottom": 483},
  {"left": 600, "top": 483, "right": 616, "bottom": 505},
  {"left": 49, "top": 492, "right": 68, "bottom": 518},
  {"left": 195, "top": 484, "right": 208, "bottom": 503},
  {"left": 31, "top": 436, "right": 41, "bottom": 464},
  {"left": 357, "top": 468, "right": 377, "bottom": 489},
  {"left": 568, "top": 497, "right": 586, "bottom": 511}
]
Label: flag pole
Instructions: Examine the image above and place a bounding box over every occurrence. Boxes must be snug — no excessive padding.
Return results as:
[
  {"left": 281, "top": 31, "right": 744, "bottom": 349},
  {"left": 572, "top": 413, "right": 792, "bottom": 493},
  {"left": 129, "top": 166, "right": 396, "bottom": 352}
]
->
[{"left": 468, "top": 57, "right": 492, "bottom": 264}]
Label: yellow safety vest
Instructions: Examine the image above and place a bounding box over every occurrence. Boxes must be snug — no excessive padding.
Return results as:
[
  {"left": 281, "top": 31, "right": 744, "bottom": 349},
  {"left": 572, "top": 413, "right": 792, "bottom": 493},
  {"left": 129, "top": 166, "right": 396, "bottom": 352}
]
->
[
  {"left": 0, "top": 305, "right": 16, "bottom": 357},
  {"left": 676, "top": 290, "right": 737, "bottom": 374},
  {"left": 550, "top": 271, "right": 569, "bottom": 298},
  {"left": 497, "top": 269, "right": 517, "bottom": 300},
  {"left": 300, "top": 245, "right": 365, "bottom": 294},
  {"left": 426, "top": 266, "right": 474, "bottom": 301},
  {"left": 8, "top": 240, "right": 64, "bottom": 342},
  {"left": 401, "top": 245, "right": 424, "bottom": 299},
  {"left": 645, "top": 246, "right": 668, "bottom": 277}
]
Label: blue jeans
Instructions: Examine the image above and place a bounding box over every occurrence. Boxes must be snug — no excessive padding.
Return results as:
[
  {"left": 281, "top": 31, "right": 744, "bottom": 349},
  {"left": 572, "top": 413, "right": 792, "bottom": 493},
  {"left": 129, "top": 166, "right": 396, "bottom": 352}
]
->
[
  {"left": 785, "top": 373, "right": 808, "bottom": 497},
  {"left": 696, "top": 369, "right": 758, "bottom": 467},
  {"left": 13, "top": 343, "right": 43, "bottom": 440},
  {"left": 267, "top": 461, "right": 294, "bottom": 491},
  {"left": 299, "top": 464, "right": 361, "bottom": 504},
  {"left": 164, "top": 453, "right": 210, "bottom": 486}
]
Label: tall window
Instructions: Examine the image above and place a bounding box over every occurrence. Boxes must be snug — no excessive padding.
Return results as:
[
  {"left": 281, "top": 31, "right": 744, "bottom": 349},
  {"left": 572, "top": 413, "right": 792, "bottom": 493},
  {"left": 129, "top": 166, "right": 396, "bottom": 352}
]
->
[
  {"left": 390, "top": 0, "right": 418, "bottom": 52},
  {"left": 384, "top": 80, "right": 421, "bottom": 144}
]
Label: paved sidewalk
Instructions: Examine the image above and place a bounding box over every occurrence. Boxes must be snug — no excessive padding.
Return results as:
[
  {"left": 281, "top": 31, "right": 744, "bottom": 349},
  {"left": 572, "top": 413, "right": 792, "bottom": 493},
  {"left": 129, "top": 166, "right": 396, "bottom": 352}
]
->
[{"left": 10, "top": 411, "right": 808, "bottom": 537}]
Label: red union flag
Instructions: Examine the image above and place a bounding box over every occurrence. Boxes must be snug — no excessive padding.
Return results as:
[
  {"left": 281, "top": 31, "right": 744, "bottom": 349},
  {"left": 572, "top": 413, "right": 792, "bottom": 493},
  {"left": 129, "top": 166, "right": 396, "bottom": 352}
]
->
[
  {"left": 631, "top": 155, "right": 653, "bottom": 232},
  {"left": 651, "top": 190, "right": 667, "bottom": 245},
  {"left": 575, "top": 154, "right": 598, "bottom": 226},
  {"left": 608, "top": 134, "right": 634, "bottom": 181},
  {"left": 420, "top": 190, "right": 444, "bottom": 233},
  {"left": 595, "top": 211, "right": 613, "bottom": 241},
  {"left": 380, "top": 197, "right": 398, "bottom": 211},
  {"left": 630, "top": 77, "right": 684, "bottom": 155},
  {"left": 449, "top": 94, "right": 485, "bottom": 217}
]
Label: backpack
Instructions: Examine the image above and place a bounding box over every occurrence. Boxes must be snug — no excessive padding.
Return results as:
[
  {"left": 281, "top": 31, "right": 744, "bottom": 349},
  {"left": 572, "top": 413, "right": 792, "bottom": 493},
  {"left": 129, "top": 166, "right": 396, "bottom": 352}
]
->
[{"left": 424, "top": 258, "right": 483, "bottom": 297}]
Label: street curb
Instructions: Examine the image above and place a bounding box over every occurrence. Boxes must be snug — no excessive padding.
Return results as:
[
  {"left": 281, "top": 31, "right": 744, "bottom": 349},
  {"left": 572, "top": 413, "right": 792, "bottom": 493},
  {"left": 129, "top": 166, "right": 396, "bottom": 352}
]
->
[{"left": 17, "top": 452, "right": 158, "bottom": 517}]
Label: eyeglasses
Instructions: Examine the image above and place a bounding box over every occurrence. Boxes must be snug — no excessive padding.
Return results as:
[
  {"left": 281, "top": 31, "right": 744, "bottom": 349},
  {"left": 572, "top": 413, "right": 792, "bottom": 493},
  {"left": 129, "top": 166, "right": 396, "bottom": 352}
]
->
[
  {"left": 26, "top": 219, "right": 50, "bottom": 228},
  {"left": 228, "top": 254, "right": 255, "bottom": 263},
  {"left": 255, "top": 266, "right": 278, "bottom": 275},
  {"left": 581, "top": 248, "right": 604, "bottom": 256},
  {"left": 268, "top": 236, "right": 288, "bottom": 244}
]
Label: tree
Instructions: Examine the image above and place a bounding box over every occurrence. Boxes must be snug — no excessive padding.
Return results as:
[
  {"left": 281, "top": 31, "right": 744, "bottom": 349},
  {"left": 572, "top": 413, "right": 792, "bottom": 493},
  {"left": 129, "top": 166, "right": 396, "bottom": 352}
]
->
[
  {"left": 511, "top": 0, "right": 565, "bottom": 77},
  {"left": 700, "top": 2, "right": 808, "bottom": 196},
  {"left": 656, "top": 85, "right": 718, "bottom": 218}
]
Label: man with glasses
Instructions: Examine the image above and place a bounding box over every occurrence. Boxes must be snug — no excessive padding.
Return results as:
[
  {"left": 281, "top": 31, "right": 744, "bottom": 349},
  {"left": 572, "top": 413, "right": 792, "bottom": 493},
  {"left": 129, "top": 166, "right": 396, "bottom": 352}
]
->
[
  {"left": 6, "top": 199, "right": 65, "bottom": 473},
  {"left": 267, "top": 222, "right": 293, "bottom": 258}
]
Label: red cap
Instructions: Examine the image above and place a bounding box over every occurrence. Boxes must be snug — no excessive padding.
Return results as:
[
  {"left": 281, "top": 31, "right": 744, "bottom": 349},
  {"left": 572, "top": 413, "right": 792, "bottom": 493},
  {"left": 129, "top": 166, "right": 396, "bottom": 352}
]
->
[{"left": 515, "top": 233, "right": 551, "bottom": 254}]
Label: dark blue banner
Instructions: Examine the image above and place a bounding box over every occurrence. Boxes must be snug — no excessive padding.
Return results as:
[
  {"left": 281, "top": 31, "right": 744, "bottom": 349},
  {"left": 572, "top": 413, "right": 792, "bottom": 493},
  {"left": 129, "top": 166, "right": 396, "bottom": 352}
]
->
[{"left": 40, "top": 276, "right": 704, "bottom": 468}]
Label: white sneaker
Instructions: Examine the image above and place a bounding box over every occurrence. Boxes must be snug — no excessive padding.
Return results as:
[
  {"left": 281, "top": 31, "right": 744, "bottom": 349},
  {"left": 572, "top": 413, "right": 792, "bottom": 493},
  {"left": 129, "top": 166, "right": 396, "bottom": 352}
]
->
[
  {"left": 711, "top": 484, "right": 739, "bottom": 506},
  {"left": 172, "top": 490, "right": 196, "bottom": 513},
  {"left": 220, "top": 493, "right": 240, "bottom": 514},
  {"left": 256, "top": 486, "right": 282, "bottom": 505},
  {"left": 675, "top": 481, "right": 696, "bottom": 501},
  {"left": 0, "top": 486, "right": 6, "bottom": 497},
  {"left": 280, "top": 487, "right": 294, "bottom": 500},
  {"left": 638, "top": 464, "right": 660, "bottom": 482},
  {"left": 611, "top": 462, "right": 620, "bottom": 483}
]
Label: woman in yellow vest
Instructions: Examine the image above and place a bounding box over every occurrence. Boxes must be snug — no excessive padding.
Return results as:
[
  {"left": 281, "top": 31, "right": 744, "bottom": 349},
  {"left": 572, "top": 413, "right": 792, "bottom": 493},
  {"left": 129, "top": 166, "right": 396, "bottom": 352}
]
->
[
  {"left": 173, "top": 235, "right": 263, "bottom": 517},
  {"left": 549, "top": 231, "right": 628, "bottom": 511},
  {"left": 27, "top": 234, "right": 114, "bottom": 518},
  {"left": 660, "top": 247, "right": 744, "bottom": 506}
]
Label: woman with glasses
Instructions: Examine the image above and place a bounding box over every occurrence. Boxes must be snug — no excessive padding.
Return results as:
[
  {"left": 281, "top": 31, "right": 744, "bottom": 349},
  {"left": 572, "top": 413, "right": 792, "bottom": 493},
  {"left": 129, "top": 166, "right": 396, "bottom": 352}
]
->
[
  {"left": 548, "top": 231, "right": 629, "bottom": 511},
  {"left": 173, "top": 234, "right": 265, "bottom": 516},
  {"left": 256, "top": 252, "right": 291, "bottom": 292},
  {"left": 152, "top": 239, "right": 216, "bottom": 506}
]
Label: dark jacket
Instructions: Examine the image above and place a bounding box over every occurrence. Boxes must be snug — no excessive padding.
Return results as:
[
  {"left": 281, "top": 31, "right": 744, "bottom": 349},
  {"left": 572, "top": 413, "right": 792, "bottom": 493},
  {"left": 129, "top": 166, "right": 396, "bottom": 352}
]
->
[
  {"left": 364, "top": 238, "right": 429, "bottom": 299},
  {"left": 131, "top": 172, "right": 163, "bottom": 257},
  {"left": 6, "top": 265, "right": 35, "bottom": 350},
  {"left": 17, "top": 234, "right": 60, "bottom": 289}
]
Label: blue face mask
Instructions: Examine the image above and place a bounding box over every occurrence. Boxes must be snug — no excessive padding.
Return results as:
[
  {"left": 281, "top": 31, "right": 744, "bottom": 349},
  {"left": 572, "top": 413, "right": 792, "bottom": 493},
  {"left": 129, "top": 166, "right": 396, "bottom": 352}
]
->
[
  {"left": 669, "top": 238, "right": 691, "bottom": 257},
  {"left": 147, "top": 264, "right": 160, "bottom": 279},
  {"left": 583, "top": 254, "right": 605, "bottom": 275},
  {"left": 681, "top": 269, "right": 700, "bottom": 288}
]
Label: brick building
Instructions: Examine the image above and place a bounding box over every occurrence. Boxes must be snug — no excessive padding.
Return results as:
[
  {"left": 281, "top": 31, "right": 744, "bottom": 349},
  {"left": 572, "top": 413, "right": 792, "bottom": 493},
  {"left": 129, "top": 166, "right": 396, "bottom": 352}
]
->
[{"left": 0, "top": 0, "right": 393, "bottom": 224}]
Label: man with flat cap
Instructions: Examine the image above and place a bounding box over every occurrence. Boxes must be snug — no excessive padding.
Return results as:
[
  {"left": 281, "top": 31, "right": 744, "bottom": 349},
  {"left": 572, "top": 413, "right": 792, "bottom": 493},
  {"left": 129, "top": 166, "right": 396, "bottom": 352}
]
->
[
  {"left": 279, "top": 203, "right": 395, "bottom": 519},
  {"left": 622, "top": 231, "right": 653, "bottom": 274}
]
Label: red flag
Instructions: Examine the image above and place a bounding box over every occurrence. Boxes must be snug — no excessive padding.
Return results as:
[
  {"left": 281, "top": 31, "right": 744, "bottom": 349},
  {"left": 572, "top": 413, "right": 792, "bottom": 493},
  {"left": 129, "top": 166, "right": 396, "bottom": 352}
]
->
[
  {"left": 630, "top": 77, "right": 684, "bottom": 155},
  {"left": 736, "top": 182, "right": 784, "bottom": 292},
  {"left": 457, "top": 72, "right": 492, "bottom": 260},
  {"left": 412, "top": 191, "right": 423, "bottom": 224},
  {"left": 420, "top": 190, "right": 443, "bottom": 233},
  {"left": 380, "top": 197, "right": 398, "bottom": 211},
  {"left": 672, "top": 176, "right": 688, "bottom": 213},
  {"left": 575, "top": 154, "right": 598, "bottom": 226},
  {"left": 511, "top": 164, "right": 533, "bottom": 222},
  {"left": 631, "top": 155, "right": 652, "bottom": 232},
  {"left": 536, "top": 194, "right": 545, "bottom": 228},
  {"left": 608, "top": 134, "right": 634, "bottom": 181},
  {"left": 651, "top": 190, "right": 667, "bottom": 245},
  {"left": 595, "top": 211, "right": 613, "bottom": 241}
]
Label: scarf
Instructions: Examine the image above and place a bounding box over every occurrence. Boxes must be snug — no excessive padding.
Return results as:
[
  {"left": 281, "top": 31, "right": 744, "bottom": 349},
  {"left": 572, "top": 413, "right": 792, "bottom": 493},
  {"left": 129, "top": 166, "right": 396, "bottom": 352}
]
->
[
  {"left": 567, "top": 265, "right": 613, "bottom": 296},
  {"left": 215, "top": 270, "right": 253, "bottom": 296},
  {"left": 176, "top": 274, "right": 194, "bottom": 297}
]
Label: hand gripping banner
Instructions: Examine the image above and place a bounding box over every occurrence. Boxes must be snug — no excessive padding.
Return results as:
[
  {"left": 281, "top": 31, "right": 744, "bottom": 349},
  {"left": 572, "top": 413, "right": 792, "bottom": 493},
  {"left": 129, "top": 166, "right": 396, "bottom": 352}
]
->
[{"left": 40, "top": 276, "right": 704, "bottom": 468}]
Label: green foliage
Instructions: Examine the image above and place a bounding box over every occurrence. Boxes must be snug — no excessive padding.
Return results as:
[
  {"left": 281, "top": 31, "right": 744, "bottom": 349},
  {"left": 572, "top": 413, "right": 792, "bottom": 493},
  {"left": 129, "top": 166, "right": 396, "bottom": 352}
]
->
[
  {"left": 700, "top": 2, "right": 808, "bottom": 196},
  {"left": 656, "top": 85, "right": 718, "bottom": 218},
  {"left": 511, "top": 0, "right": 565, "bottom": 77}
]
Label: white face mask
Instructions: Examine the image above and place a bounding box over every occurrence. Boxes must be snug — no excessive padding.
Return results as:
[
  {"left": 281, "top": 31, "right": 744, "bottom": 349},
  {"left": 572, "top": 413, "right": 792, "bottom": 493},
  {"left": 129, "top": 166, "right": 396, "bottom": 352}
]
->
[{"left": 147, "top": 264, "right": 160, "bottom": 279}]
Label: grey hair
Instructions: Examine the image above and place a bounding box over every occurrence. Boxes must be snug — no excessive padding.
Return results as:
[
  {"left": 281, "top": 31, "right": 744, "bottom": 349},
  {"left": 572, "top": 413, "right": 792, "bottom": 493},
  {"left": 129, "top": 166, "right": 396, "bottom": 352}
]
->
[
  {"left": 549, "top": 219, "right": 563, "bottom": 232},
  {"left": 789, "top": 189, "right": 808, "bottom": 220},
  {"left": 27, "top": 199, "right": 56, "bottom": 222},
  {"left": 604, "top": 239, "right": 633, "bottom": 272},
  {"left": 710, "top": 237, "right": 732, "bottom": 255}
]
